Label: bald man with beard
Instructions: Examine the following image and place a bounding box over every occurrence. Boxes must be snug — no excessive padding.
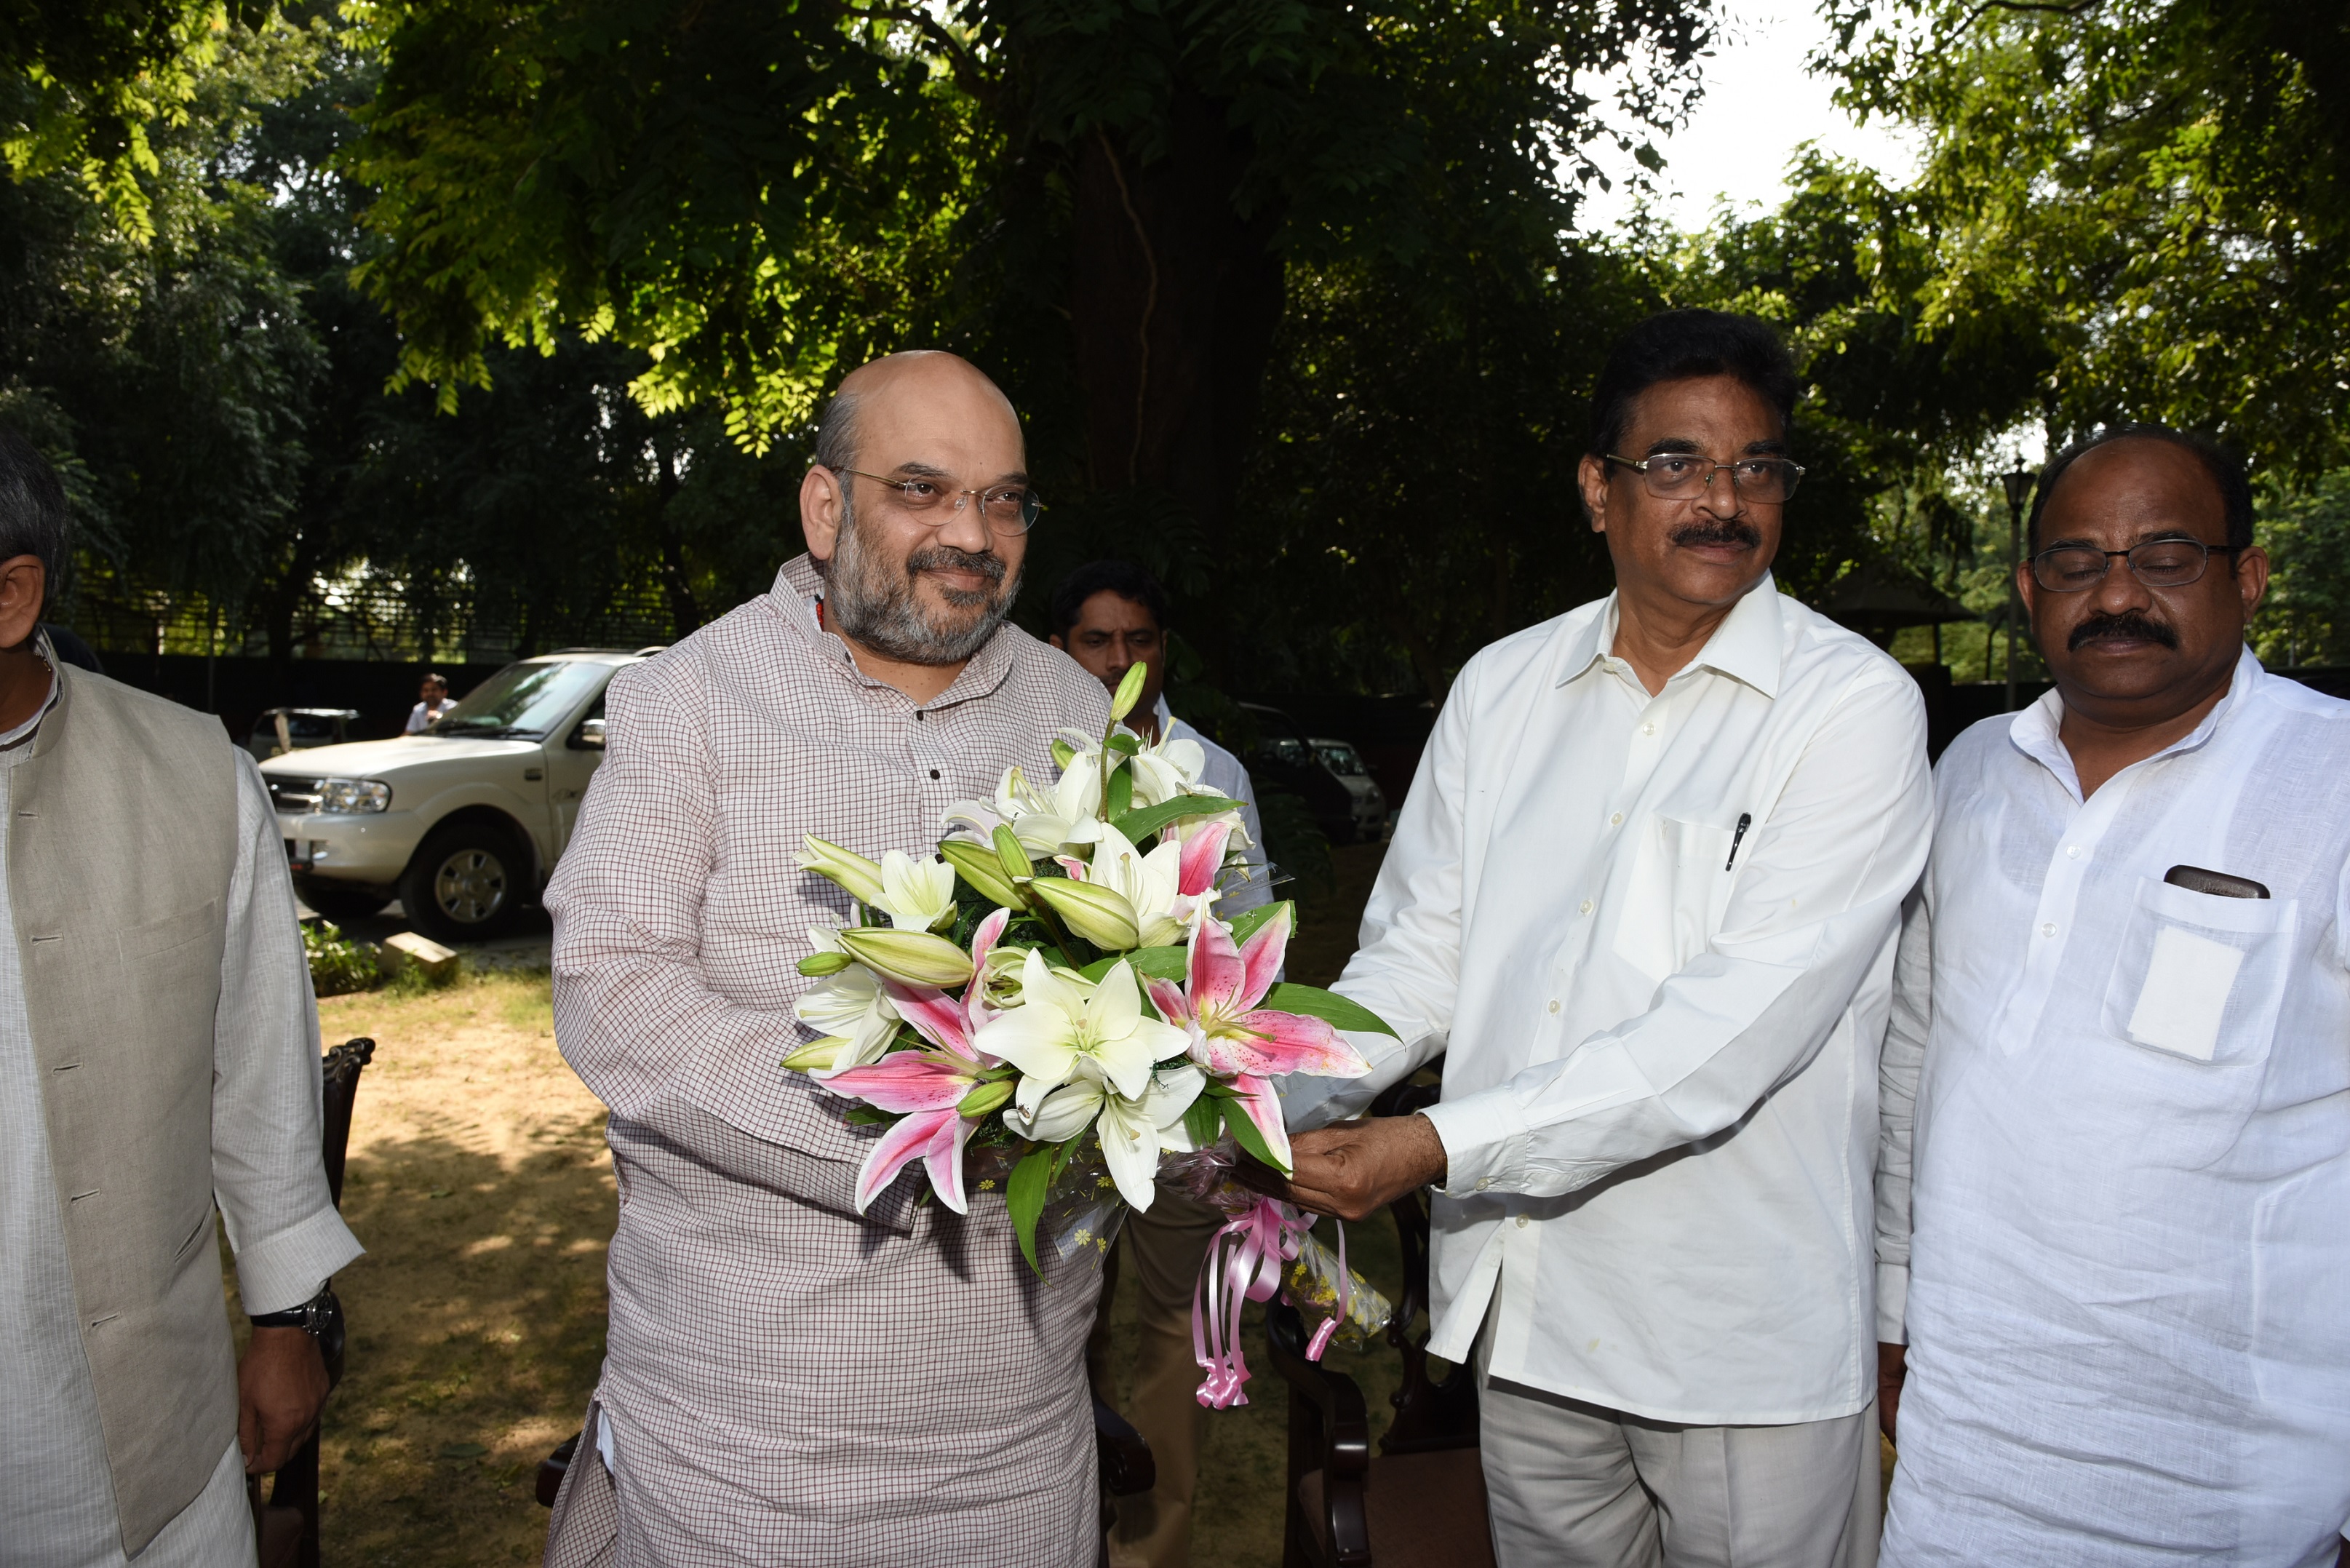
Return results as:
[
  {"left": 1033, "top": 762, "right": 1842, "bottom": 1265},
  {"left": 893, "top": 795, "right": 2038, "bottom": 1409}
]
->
[{"left": 541, "top": 353, "right": 1112, "bottom": 1567}]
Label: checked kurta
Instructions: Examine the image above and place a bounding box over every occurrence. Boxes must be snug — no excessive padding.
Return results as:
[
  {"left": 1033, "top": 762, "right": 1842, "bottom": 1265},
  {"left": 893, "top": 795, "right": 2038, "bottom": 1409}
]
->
[{"left": 543, "top": 555, "right": 1112, "bottom": 1567}]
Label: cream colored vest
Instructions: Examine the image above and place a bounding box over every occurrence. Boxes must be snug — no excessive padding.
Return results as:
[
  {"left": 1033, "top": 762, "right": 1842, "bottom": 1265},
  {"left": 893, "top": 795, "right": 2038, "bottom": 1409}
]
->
[{"left": 9, "top": 665, "right": 241, "bottom": 1554}]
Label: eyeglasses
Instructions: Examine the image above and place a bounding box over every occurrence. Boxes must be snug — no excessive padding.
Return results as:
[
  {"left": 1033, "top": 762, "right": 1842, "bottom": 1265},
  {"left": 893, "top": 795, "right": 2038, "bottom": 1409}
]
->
[
  {"left": 832, "top": 468, "right": 1043, "bottom": 534},
  {"left": 1606, "top": 452, "right": 1806, "bottom": 505},
  {"left": 2030, "top": 538, "right": 2242, "bottom": 592}
]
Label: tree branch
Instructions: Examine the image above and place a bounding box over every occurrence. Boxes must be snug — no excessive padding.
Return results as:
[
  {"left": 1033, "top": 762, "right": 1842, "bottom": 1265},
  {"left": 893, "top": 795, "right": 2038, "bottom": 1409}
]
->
[{"left": 1963, "top": 0, "right": 2101, "bottom": 25}]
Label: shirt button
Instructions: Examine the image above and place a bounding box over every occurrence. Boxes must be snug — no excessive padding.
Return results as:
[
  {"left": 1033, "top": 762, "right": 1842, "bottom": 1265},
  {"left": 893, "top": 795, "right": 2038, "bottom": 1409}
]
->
[
  {"left": 929, "top": 769, "right": 941, "bottom": 780},
  {"left": 1609, "top": 812, "right": 1623, "bottom": 826},
  {"left": 1642, "top": 723, "right": 1656, "bottom": 736},
  {"left": 1579, "top": 899, "right": 1593, "bottom": 915},
  {"left": 1475, "top": 1179, "right": 1492, "bottom": 1192},
  {"left": 1547, "top": 999, "right": 1560, "bottom": 1014},
  {"left": 2042, "top": 923, "right": 2057, "bottom": 937},
  {"left": 1515, "top": 1215, "right": 1530, "bottom": 1229},
  {"left": 2066, "top": 845, "right": 2080, "bottom": 859}
]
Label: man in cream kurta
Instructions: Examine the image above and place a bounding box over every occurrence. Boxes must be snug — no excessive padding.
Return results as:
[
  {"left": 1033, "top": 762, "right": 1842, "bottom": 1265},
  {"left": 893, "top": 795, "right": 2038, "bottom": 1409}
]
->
[{"left": 1280, "top": 311, "right": 1932, "bottom": 1567}]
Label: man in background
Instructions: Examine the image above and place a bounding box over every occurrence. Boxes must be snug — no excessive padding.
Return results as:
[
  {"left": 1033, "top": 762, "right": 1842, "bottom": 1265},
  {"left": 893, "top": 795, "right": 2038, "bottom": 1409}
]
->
[
  {"left": 405, "top": 672, "right": 454, "bottom": 733},
  {"left": 1876, "top": 426, "right": 2350, "bottom": 1566},
  {"left": 545, "top": 353, "right": 1112, "bottom": 1566},
  {"left": 0, "top": 425, "right": 362, "bottom": 1563},
  {"left": 1279, "top": 311, "right": 1931, "bottom": 1568},
  {"left": 1050, "top": 558, "right": 1270, "bottom": 1568}
]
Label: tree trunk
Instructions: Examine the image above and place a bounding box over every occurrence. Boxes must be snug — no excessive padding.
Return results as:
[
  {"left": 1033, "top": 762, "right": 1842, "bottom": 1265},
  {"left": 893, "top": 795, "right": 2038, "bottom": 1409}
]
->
[{"left": 1067, "top": 92, "right": 1285, "bottom": 658}]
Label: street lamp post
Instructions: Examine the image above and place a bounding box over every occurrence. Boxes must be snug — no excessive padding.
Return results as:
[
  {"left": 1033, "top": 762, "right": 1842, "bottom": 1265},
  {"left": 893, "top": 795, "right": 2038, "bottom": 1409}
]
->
[{"left": 2001, "top": 458, "right": 2037, "bottom": 712}]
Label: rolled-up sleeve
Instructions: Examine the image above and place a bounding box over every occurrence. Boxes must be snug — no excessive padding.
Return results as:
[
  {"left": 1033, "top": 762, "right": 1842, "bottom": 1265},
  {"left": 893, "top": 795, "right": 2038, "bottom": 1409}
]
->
[
  {"left": 213, "top": 755, "right": 363, "bottom": 1316},
  {"left": 1417, "top": 671, "right": 1932, "bottom": 1199},
  {"left": 546, "top": 659, "right": 909, "bottom": 1230}
]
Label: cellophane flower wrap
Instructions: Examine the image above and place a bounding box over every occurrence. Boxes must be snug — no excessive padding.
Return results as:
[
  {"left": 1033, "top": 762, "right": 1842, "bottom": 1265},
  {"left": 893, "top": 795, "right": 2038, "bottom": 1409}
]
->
[{"left": 784, "top": 664, "right": 1396, "bottom": 1402}]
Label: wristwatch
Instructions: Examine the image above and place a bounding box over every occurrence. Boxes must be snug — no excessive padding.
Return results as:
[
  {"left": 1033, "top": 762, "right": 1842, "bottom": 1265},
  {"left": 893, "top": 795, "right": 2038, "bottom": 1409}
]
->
[{"left": 249, "top": 1286, "right": 337, "bottom": 1336}]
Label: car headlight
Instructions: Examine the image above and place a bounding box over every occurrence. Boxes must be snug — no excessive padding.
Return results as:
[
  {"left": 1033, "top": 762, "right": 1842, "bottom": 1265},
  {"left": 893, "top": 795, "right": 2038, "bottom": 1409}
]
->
[{"left": 316, "top": 778, "right": 393, "bottom": 814}]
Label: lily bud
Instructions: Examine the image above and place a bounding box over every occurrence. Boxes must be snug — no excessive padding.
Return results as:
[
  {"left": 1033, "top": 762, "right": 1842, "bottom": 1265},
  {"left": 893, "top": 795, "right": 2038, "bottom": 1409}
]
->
[
  {"left": 1027, "top": 877, "right": 1142, "bottom": 952},
  {"left": 1110, "top": 661, "right": 1149, "bottom": 722},
  {"left": 798, "top": 835, "right": 886, "bottom": 907},
  {"left": 939, "top": 839, "right": 1023, "bottom": 908},
  {"left": 957, "top": 1078, "right": 1014, "bottom": 1119},
  {"left": 781, "top": 1036, "right": 853, "bottom": 1072},
  {"left": 1051, "top": 739, "right": 1076, "bottom": 771},
  {"left": 991, "top": 824, "right": 1035, "bottom": 883},
  {"left": 836, "top": 926, "right": 976, "bottom": 989},
  {"left": 797, "top": 950, "right": 853, "bottom": 977}
]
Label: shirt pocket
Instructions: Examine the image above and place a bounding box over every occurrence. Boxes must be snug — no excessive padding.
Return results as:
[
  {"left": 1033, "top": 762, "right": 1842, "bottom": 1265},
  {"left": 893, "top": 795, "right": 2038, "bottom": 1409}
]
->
[
  {"left": 1612, "top": 813, "right": 1739, "bottom": 982},
  {"left": 2095, "top": 876, "right": 2295, "bottom": 1166}
]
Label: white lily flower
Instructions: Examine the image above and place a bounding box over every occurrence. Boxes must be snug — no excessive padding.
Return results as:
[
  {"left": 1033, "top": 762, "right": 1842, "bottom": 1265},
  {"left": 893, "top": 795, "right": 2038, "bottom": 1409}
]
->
[
  {"left": 1004, "top": 1060, "right": 1206, "bottom": 1210},
  {"left": 873, "top": 849, "right": 957, "bottom": 932},
  {"left": 944, "top": 763, "right": 1102, "bottom": 856},
  {"left": 975, "top": 951, "right": 1189, "bottom": 1105},
  {"left": 793, "top": 961, "right": 901, "bottom": 1074},
  {"left": 1059, "top": 822, "right": 1208, "bottom": 949},
  {"left": 1127, "top": 729, "right": 1208, "bottom": 807}
]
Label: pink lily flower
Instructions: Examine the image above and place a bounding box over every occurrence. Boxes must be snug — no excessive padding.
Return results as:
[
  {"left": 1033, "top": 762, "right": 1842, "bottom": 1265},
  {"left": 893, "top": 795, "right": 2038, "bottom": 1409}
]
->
[
  {"left": 824, "top": 910, "right": 1014, "bottom": 1214},
  {"left": 1144, "top": 904, "right": 1369, "bottom": 1169}
]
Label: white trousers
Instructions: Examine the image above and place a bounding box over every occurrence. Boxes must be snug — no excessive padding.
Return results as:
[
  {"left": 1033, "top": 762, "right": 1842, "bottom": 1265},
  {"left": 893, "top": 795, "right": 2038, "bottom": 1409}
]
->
[{"left": 1477, "top": 1348, "right": 1879, "bottom": 1568}]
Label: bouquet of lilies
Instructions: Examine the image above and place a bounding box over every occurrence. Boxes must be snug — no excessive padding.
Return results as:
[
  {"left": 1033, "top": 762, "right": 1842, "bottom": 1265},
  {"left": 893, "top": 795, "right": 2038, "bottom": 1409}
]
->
[{"left": 783, "top": 664, "right": 1392, "bottom": 1282}]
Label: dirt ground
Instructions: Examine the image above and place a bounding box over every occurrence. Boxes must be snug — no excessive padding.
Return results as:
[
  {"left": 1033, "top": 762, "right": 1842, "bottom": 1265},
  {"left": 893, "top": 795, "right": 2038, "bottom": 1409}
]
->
[{"left": 284, "top": 842, "right": 1397, "bottom": 1565}]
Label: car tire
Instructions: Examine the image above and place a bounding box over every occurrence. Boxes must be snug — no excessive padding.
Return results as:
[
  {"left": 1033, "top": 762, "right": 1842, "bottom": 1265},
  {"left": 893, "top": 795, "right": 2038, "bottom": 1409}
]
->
[
  {"left": 292, "top": 877, "right": 390, "bottom": 925},
  {"left": 399, "top": 821, "right": 525, "bottom": 944}
]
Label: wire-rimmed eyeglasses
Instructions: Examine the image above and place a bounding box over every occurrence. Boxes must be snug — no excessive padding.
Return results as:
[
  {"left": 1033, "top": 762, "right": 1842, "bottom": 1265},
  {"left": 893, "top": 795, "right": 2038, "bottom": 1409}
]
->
[
  {"left": 831, "top": 467, "right": 1043, "bottom": 534},
  {"left": 2030, "top": 538, "right": 2242, "bottom": 592},
  {"left": 1605, "top": 452, "right": 1806, "bottom": 505}
]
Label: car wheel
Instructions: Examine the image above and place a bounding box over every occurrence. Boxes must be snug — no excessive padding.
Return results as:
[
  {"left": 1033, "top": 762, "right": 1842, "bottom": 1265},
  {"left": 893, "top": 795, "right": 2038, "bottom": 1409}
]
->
[
  {"left": 292, "top": 877, "right": 390, "bottom": 925},
  {"left": 399, "top": 822, "right": 524, "bottom": 944}
]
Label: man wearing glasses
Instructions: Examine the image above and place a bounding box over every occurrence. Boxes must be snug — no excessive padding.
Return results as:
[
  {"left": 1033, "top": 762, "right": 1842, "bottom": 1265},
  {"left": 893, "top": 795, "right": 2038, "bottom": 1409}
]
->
[
  {"left": 541, "top": 351, "right": 1114, "bottom": 1566},
  {"left": 1279, "top": 309, "right": 1932, "bottom": 1567},
  {"left": 1876, "top": 426, "right": 2350, "bottom": 1565}
]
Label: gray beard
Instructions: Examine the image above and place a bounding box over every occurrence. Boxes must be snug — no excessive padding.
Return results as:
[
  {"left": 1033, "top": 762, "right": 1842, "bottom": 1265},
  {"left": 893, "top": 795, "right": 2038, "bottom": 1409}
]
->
[{"left": 824, "top": 493, "right": 1021, "bottom": 665}]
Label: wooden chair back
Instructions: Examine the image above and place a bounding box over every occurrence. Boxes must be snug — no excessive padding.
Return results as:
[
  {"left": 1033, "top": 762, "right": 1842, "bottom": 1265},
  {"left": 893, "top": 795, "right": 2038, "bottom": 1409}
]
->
[
  {"left": 1265, "top": 1063, "right": 1487, "bottom": 1568},
  {"left": 252, "top": 1036, "right": 374, "bottom": 1568}
]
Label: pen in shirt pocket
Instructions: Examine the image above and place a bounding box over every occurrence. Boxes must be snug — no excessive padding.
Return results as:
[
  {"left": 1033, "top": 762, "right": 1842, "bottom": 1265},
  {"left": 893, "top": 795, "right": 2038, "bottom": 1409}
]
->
[{"left": 1725, "top": 812, "right": 1753, "bottom": 871}]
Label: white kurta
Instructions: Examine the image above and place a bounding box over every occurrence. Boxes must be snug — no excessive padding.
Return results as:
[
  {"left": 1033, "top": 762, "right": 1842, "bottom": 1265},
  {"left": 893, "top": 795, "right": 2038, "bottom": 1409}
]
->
[
  {"left": 1878, "top": 650, "right": 2350, "bottom": 1566},
  {"left": 1283, "top": 578, "right": 1933, "bottom": 1424}
]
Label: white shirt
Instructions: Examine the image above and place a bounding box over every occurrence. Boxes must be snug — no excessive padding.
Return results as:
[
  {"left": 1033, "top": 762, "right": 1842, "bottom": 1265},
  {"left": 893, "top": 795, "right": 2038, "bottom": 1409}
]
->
[
  {"left": 1876, "top": 650, "right": 2350, "bottom": 1566},
  {"left": 406, "top": 697, "right": 454, "bottom": 733},
  {"left": 1156, "top": 695, "right": 1272, "bottom": 918},
  {"left": 1282, "top": 576, "right": 1932, "bottom": 1424},
  {"left": 0, "top": 669, "right": 364, "bottom": 1564}
]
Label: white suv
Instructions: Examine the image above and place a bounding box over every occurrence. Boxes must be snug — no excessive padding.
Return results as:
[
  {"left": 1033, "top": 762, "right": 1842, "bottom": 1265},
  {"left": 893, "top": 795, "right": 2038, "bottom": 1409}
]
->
[{"left": 260, "top": 648, "right": 660, "bottom": 943}]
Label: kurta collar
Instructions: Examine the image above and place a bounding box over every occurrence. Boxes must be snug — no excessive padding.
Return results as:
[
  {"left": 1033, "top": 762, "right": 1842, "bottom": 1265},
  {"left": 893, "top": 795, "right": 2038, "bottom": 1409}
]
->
[
  {"left": 769, "top": 553, "right": 1017, "bottom": 710},
  {"left": 2008, "top": 643, "right": 2263, "bottom": 802},
  {"left": 1556, "top": 573, "right": 1785, "bottom": 699}
]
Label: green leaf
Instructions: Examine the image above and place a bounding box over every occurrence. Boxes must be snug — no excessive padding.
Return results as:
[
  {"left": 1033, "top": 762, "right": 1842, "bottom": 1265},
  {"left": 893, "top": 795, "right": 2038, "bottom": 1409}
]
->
[
  {"left": 1260, "top": 982, "right": 1399, "bottom": 1038},
  {"left": 1111, "top": 795, "right": 1243, "bottom": 845},
  {"left": 1227, "top": 899, "right": 1293, "bottom": 949},
  {"left": 1105, "top": 760, "right": 1134, "bottom": 820},
  {"left": 1075, "top": 945, "right": 1189, "bottom": 984},
  {"left": 843, "top": 1105, "right": 894, "bottom": 1126},
  {"left": 1008, "top": 1150, "right": 1051, "bottom": 1279},
  {"left": 1182, "top": 1094, "right": 1221, "bottom": 1150},
  {"left": 1220, "top": 1095, "right": 1288, "bottom": 1174},
  {"left": 1107, "top": 731, "right": 1142, "bottom": 756}
]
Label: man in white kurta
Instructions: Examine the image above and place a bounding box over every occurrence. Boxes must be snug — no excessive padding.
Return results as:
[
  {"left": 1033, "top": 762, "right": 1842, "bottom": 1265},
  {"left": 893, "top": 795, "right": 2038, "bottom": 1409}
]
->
[
  {"left": 1877, "top": 426, "right": 2350, "bottom": 1565},
  {"left": 1280, "top": 310, "right": 1934, "bottom": 1567}
]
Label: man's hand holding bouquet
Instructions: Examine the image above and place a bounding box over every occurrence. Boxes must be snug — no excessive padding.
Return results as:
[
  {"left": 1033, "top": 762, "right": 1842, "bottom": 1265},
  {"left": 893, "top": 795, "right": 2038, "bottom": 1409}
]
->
[{"left": 785, "top": 664, "right": 1393, "bottom": 1403}]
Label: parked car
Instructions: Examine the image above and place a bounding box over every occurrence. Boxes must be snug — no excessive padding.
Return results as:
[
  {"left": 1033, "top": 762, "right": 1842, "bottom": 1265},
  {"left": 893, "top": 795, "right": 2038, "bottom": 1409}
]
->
[
  {"left": 1238, "top": 701, "right": 1362, "bottom": 844},
  {"left": 1309, "top": 736, "right": 1388, "bottom": 842},
  {"left": 259, "top": 648, "right": 663, "bottom": 942},
  {"left": 246, "top": 707, "right": 360, "bottom": 763}
]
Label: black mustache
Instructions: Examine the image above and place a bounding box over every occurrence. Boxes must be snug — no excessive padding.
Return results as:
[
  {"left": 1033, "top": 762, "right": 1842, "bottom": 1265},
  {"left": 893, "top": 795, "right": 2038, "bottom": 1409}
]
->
[
  {"left": 906, "top": 545, "right": 1007, "bottom": 583},
  {"left": 2069, "top": 610, "right": 2180, "bottom": 651},
  {"left": 1670, "top": 519, "right": 1763, "bottom": 549}
]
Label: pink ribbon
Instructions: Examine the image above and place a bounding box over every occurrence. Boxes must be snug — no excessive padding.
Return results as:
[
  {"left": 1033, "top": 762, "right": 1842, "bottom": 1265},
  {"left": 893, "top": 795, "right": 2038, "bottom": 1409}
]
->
[{"left": 1190, "top": 1196, "right": 1351, "bottom": 1409}]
